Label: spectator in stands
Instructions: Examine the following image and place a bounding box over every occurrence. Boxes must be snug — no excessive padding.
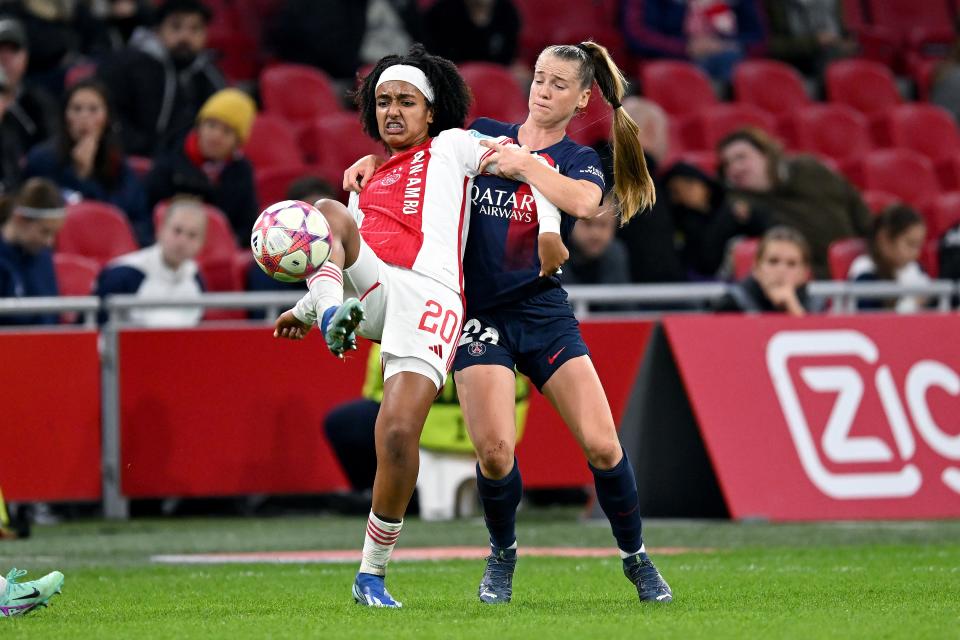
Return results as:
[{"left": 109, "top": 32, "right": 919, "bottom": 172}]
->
[
  {"left": 717, "top": 127, "right": 872, "bottom": 279},
  {"left": 714, "top": 225, "right": 817, "bottom": 316},
  {"left": 98, "top": 0, "right": 224, "bottom": 156},
  {"left": 23, "top": 78, "right": 151, "bottom": 245},
  {"left": 0, "top": 66, "right": 23, "bottom": 195},
  {"left": 0, "top": 1, "right": 107, "bottom": 95},
  {"left": 662, "top": 160, "right": 770, "bottom": 279},
  {"left": 94, "top": 196, "right": 206, "bottom": 327},
  {"left": 0, "top": 177, "right": 65, "bottom": 325},
  {"left": 761, "top": 0, "right": 856, "bottom": 77},
  {"left": 564, "top": 193, "right": 630, "bottom": 286},
  {"left": 424, "top": 0, "right": 520, "bottom": 66},
  {"left": 940, "top": 222, "right": 960, "bottom": 288},
  {"left": 270, "top": 0, "right": 423, "bottom": 82},
  {"left": 0, "top": 18, "right": 58, "bottom": 161},
  {"left": 621, "top": 0, "right": 766, "bottom": 84},
  {"left": 849, "top": 204, "right": 929, "bottom": 313},
  {"left": 145, "top": 88, "right": 258, "bottom": 245}
]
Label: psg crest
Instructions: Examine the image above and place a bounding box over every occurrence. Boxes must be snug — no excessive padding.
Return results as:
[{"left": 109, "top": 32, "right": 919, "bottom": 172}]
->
[{"left": 468, "top": 341, "right": 486, "bottom": 357}]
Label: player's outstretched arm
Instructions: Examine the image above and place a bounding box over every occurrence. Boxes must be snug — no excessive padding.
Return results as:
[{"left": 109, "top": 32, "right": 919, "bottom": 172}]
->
[{"left": 274, "top": 309, "right": 312, "bottom": 340}]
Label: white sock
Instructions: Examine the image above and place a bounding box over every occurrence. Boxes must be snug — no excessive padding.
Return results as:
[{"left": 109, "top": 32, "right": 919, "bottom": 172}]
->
[
  {"left": 0, "top": 575, "right": 6, "bottom": 592},
  {"left": 359, "top": 511, "right": 403, "bottom": 576},
  {"left": 292, "top": 263, "right": 344, "bottom": 325},
  {"left": 619, "top": 543, "right": 646, "bottom": 559}
]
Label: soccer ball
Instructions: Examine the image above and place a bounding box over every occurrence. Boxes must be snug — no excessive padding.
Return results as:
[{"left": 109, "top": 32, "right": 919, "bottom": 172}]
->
[{"left": 251, "top": 200, "right": 332, "bottom": 283}]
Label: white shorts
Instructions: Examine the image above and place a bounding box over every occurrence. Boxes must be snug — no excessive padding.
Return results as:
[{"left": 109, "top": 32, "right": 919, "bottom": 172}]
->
[{"left": 344, "top": 241, "right": 463, "bottom": 390}]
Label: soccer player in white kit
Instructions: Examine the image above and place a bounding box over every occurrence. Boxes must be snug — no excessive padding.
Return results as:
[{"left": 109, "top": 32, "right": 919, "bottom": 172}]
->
[{"left": 273, "top": 45, "right": 560, "bottom": 608}]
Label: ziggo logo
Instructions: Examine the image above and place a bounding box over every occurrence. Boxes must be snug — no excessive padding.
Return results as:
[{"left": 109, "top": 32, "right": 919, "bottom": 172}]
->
[{"left": 766, "top": 330, "right": 960, "bottom": 500}]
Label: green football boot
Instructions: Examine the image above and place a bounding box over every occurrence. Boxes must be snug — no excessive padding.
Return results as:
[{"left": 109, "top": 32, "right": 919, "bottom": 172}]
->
[
  {"left": 0, "top": 568, "right": 64, "bottom": 617},
  {"left": 322, "top": 298, "right": 365, "bottom": 357}
]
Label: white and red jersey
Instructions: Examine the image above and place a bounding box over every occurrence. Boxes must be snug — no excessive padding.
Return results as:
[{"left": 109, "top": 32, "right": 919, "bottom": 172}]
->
[{"left": 348, "top": 128, "right": 508, "bottom": 294}]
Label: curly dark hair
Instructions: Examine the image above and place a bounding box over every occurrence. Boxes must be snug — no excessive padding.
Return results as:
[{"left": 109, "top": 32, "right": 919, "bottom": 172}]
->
[{"left": 354, "top": 43, "right": 471, "bottom": 143}]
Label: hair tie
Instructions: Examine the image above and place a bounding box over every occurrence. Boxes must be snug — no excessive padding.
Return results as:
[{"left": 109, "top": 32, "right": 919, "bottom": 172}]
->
[{"left": 610, "top": 100, "right": 622, "bottom": 110}]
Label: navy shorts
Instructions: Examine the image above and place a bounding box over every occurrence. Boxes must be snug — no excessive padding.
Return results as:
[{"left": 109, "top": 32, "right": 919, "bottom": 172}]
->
[{"left": 452, "top": 288, "right": 589, "bottom": 391}]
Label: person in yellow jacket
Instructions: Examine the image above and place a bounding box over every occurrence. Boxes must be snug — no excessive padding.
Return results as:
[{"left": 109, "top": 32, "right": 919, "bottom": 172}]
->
[{"left": 324, "top": 345, "right": 529, "bottom": 495}]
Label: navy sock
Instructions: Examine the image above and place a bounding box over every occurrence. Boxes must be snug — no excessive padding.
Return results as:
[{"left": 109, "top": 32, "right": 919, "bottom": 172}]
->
[
  {"left": 476, "top": 459, "right": 522, "bottom": 549},
  {"left": 590, "top": 452, "right": 643, "bottom": 554}
]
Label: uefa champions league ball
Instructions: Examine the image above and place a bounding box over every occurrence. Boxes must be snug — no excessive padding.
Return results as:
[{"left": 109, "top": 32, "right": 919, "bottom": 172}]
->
[{"left": 251, "top": 200, "right": 332, "bottom": 283}]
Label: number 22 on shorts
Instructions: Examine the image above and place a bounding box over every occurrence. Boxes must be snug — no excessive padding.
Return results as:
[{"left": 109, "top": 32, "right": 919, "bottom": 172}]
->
[{"left": 418, "top": 300, "right": 460, "bottom": 344}]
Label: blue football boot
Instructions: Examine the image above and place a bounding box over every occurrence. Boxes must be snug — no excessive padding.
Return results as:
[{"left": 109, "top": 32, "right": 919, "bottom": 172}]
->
[
  {"left": 623, "top": 552, "right": 672, "bottom": 603},
  {"left": 478, "top": 546, "right": 517, "bottom": 604},
  {"left": 352, "top": 573, "right": 402, "bottom": 608}
]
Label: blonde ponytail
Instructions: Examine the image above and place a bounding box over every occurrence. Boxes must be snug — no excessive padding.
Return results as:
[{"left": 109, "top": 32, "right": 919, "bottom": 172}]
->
[{"left": 576, "top": 41, "right": 655, "bottom": 225}]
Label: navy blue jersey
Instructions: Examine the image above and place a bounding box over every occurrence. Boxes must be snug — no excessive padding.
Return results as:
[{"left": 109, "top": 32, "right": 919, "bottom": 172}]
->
[{"left": 463, "top": 118, "right": 606, "bottom": 314}]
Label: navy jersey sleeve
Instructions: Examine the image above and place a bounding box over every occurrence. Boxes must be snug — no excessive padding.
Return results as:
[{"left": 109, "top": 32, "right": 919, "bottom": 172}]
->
[
  {"left": 564, "top": 145, "right": 606, "bottom": 204},
  {"left": 94, "top": 265, "right": 145, "bottom": 324}
]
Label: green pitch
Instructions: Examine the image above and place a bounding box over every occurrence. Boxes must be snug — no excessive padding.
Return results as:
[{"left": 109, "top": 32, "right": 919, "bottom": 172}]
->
[{"left": 1, "top": 510, "right": 958, "bottom": 639}]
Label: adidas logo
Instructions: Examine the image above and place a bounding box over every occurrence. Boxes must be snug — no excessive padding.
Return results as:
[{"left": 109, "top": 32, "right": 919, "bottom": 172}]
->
[{"left": 428, "top": 344, "right": 443, "bottom": 358}]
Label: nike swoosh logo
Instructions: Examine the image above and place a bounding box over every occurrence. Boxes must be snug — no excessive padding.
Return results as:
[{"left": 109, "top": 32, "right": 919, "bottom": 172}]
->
[
  {"left": 13, "top": 588, "right": 40, "bottom": 600},
  {"left": 656, "top": 594, "right": 671, "bottom": 601},
  {"left": 480, "top": 590, "right": 498, "bottom": 599},
  {"left": 548, "top": 347, "right": 566, "bottom": 365}
]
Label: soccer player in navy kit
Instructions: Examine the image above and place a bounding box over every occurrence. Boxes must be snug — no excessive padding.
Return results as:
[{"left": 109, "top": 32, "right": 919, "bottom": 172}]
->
[{"left": 346, "top": 42, "right": 673, "bottom": 605}]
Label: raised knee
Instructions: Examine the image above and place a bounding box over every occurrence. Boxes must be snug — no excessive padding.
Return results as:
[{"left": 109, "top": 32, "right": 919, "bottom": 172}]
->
[
  {"left": 477, "top": 440, "right": 515, "bottom": 479},
  {"left": 584, "top": 439, "right": 621, "bottom": 470}
]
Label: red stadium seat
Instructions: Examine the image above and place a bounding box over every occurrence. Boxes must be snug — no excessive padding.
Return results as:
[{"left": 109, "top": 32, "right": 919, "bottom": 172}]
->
[
  {"left": 859, "top": 149, "right": 940, "bottom": 208},
  {"left": 790, "top": 104, "right": 871, "bottom": 163},
  {"left": 732, "top": 60, "right": 811, "bottom": 118},
  {"left": 459, "top": 62, "right": 528, "bottom": 125},
  {"left": 920, "top": 236, "right": 940, "bottom": 278},
  {"left": 513, "top": 0, "right": 615, "bottom": 63},
  {"left": 260, "top": 64, "right": 345, "bottom": 126},
  {"left": 233, "top": 250, "right": 254, "bottom": 291},
  {"left": 303, "top": 112, "right": 385, "bottom": 190},
  {"left": 53, "top": 253, "right": 100, "bottom": 296},
  {"left": 868, "top": 0, "right": 954, "bottom": 48},
  {"left": 920, "top": 191, "right": 960, "bottom": 239},
  {"left": 660, "top": 150, "right": 719, "bottom": 177},
  {"left": 56, "top": 201, "right": 138, "bottom": 266},
  {"left": 641, "top": 61, "right": 718, "bottom": 118},
  {"left": 861, "top": 190, "right": 901, "bottom": 215},
  {"left": 732, "top": 238, "right": 760, "bottom": 280},
  {"left": 879, "top": 104, "right": 959, "bottom": 161},
  {"left": 152, "top": 201, "right": 238, "bottom": 263},
  {"left": 828, "top": 237, "right": 868, "bottom": 280},
  {"left": 567, "top": 84, "right": 614, "bottom": 147},
  {"left": 243, "top": 114, "right": 306, "bottom": 172},
  {"left": 255, "top": 165, "right": 328, "bottom": 212},
  {"left": 825, "top": 59, "right": 902, "bottom": 118},
  {"left": 53, "top": 252, "right": 101, "bottom": 323},
  {"left": 691, "top": 104, "right": 777, "bottom": 151}
]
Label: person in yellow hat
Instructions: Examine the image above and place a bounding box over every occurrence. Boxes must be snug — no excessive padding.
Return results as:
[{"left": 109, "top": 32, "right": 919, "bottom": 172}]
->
[{"left": 144, "top": 88, "right": 258, "bottom": 243}]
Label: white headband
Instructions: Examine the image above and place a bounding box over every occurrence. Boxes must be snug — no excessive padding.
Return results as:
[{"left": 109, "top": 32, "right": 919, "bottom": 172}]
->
[
  {"left": 375, "top": 64, "right": 434, "bottom": 103},
  {"left": 16, "top": 205, "right": 66, "bottom": 219}
]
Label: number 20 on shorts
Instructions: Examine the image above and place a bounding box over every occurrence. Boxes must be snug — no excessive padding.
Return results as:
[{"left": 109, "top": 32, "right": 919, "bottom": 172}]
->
[{"left": 418, "top": 300, "right": 459, "bottom": 344}]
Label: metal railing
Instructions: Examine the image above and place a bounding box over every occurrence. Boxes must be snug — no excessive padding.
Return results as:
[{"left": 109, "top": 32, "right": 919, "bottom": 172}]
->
[{"left": 2, "top": 281, "right": 959, "bottom": 519}]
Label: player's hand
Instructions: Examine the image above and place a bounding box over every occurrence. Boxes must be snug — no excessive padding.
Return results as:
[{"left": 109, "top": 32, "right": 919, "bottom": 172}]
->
[
  {"left": 538, "top": 231, "right": 568, "bottom": 277},
  {"left": 274, "top": 309, "right": 312, "bottom": 340},
  {"left": 480, "top": 140, "right": 533, "bottom": 180},
  {"left": 343, "top": 155, "right": 382, "bottom": 192}
]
